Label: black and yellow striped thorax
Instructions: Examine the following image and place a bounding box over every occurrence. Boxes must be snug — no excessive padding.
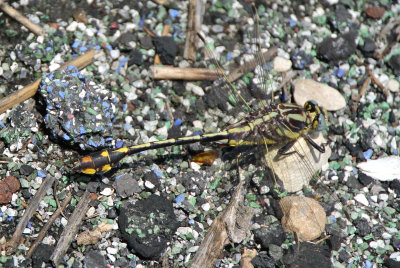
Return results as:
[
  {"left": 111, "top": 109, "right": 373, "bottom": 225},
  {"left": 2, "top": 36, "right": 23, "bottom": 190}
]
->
[{"left": 73, "top": 101, "right": 327, "bottom": 175}]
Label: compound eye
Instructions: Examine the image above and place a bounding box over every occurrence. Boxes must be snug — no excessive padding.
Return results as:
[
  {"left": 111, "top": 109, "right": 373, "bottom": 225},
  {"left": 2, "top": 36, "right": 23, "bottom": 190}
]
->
[
  {"left": 304, "top": 100, "right": 317, "bottom": 112},
  {"left": 315, "top": 114, "right": 326, "bottom": 131}
]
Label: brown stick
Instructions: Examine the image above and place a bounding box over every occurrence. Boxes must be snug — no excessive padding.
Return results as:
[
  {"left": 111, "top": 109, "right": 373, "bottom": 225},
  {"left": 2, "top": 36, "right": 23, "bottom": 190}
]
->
[
  {"left": 366, "top": 66, "right": 390, "bottom": 97},
  {"left": 227, "top": 47, "right": 278, "bottom": 82},
  {"left": 25, "top": 194, "right": 72, "bottom": 259},
  {"left": 189, "top": 178, "right": 253, "bottom": 268},
  {"left": 184, "top": 0, "right": 204, "bottom": 61},
  {"left": 6, "top": 175, "right": 56, "bottom": 254},
  {"left": 152, "top": 65, "right": 223, "bottom": 80},
  {"left": 0, "top": 49, "right": 96, "bottom": 115},
  {"left": 153, "top": 47, "right": 278, "bottom": 82},
  {"left": 0, "top": 0, "right": 45, "bottom": 36},
  {"left": 50, "top": 191, "right": 93, "bottom": 266}
]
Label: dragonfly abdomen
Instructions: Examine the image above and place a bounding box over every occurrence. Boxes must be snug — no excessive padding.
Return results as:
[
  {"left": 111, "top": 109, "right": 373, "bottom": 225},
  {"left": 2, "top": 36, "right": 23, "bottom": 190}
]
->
[{"left": 73, "top": 132, "right": 229, "bottom": 174}]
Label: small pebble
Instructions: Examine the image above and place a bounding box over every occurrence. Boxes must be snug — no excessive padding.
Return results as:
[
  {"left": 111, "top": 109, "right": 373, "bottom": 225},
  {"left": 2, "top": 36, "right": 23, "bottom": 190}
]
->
[
  {"left": 110, "top": 49, "right": 120, "bottom": 59},
  {"left": 201, "top": 203, "right": 210, "bottom": 211},
  {"left": 378, "top": 193, "right": 388, "bottom": 201},
  {"left": 100, "top": 188, "right": 113, "bottom": 196},
  {"left": 186, "top": 83, "right": 204, "bottom": 96},
  {"left": 354, "top": 193, "right": 369, "bottom": 206},
  {"left": 293, "top": 79, "right": 346, "bottom": 111},
  {"left": 144, "top": 180, "right": 155, "bottom": 189},
  {"left": 386, "top": 79, "right": 399, "bottom": 92},
  {"left": 177, "top": 227, "right": 191, "bottom": 236},
  {"left": 273, "top": 56, "right": 292, "bottom": 72},
  {"left": 106, "top": 247, "right": 118, "bottom": 255}
]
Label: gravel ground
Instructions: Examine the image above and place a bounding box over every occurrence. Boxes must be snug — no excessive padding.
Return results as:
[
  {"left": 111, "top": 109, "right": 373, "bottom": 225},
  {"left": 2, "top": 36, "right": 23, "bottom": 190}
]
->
[{"left": 0, "top": 0, "right": 399, "bottom": 267}]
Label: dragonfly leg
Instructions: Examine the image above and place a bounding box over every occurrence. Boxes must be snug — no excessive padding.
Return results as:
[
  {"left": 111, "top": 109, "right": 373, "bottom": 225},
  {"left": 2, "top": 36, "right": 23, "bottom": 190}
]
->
[
  {"left": 277, "top": 140, "right": 297, "bottom": 156},
  {"left": 304, "top": 135, "right": 325, "bottom": 153}
]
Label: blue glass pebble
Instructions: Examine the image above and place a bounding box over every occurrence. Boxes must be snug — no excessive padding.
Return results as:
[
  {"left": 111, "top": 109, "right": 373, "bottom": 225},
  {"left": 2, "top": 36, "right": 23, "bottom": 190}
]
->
[
  {"left": 88, "top": 139, "right": 96, "bottom": 147},
  {"left": 174, "top": 194, "right": 185, "bottom": 203},
  {"left": 8, "top": 216, "right": 14, "bottom": 221},
  {"left": 105, "top": 44, "right": 112, "bottom": 51},
  {"left": 174, "top": 118, "right": 182, "bottom": 126},
  {"left": 289, "top": 19, "right": 297, "bottom": 27},
  {"left": 79, "top": 126, "right": 86, "bottom": 134},
  {"left": 116, "top": 140, "right": 124, "bottom": 148},
  {"left": 98, "top": 138, "right": 105, "bottom": 147},
  {"left": 80, "top": 46, "right": 88, "bottom": 52},
  {"left": 188, "top": 219, "right": 194, "bottom": 225},
  {"left": 333, "top": 66, "right": 344, "bottom": 78},
  {"left": 27, "top": 221, "right": 32, "bottom": 228},
  {"left": 363, "top": 149, "right": 373, "bottom": 160},
  {"left": 62, "top": 133, "right": 71, "bottom": 141},
  {"left": 72, "top": 41, "right": 81, "bottom": 48},
  {"left": 193, "top": 131, "right": 202, "bottom": 136},
  {"left": 364, "top": 260, "right": 372, "bottom": 268},
  {"left": 59, "top": 91, "right": 65, "bottom": 99},
  {"left": 169, "top": 9, "right": 179, "bottom": 18},
  {"left": 152, "top": 168, "right": 163, "bottom": 178},
  {"left": 37, "top": 170, "right": 46, "bottom": 178},
  {"left": 0, "top": 120, "right": 5, "bottom": 128}
]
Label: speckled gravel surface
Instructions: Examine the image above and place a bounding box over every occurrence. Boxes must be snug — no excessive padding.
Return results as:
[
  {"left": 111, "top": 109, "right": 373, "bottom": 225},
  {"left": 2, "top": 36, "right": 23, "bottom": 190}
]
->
[{"left": 0, "top": 0, "right": 400, "bottom": 267}]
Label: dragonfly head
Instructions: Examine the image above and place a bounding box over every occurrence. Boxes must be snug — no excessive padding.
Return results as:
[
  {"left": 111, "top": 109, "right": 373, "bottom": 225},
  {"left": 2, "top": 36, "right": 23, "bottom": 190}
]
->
[{"left": 304, "top": 100, "right": 328, "bottom": 132}]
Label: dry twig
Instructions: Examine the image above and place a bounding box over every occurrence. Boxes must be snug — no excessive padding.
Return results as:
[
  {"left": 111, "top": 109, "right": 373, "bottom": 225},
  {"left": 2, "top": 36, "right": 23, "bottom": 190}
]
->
[
  {"left": 50, "top": 191, "right": 94, "bottom": 266},
  {"left": 0, "top": 50, "right": 96, "bottom": 114},
  {"left": 184, "top": 0, "right": 205, "bottom": 61},
  {"left": 25, "top": 194, "right": 73, "bottom": 259},
  {"left": 0, "top": 0, "right": 45, "bottom": 36},
  {"left": 6, "top": 175, "right": 55, "bottom": 254}
]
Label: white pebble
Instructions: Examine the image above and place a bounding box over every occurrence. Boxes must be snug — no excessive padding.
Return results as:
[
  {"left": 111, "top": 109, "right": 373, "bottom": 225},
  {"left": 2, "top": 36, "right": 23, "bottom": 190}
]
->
[
  {"left": 293, "top": 79, "right": 346, "bottom": 111},
  {"left": 382, "top": 232, "right": 392, "bottom": 240},
  {"left": 354, "top": 193, "right": 369, "bottom": 206},
  {"left": 100, "top": 187, "right": 113, "bottom": 196},
  {"left": 273, "top": 56, "right": 292, "bottom": 72},
  {"left": 110, "top": 49, "right": 120, "bottom": 60},
  {"left": 188, "top": 246, "right": 199, "bottom": 253},
  {"left": 378, "top": 193, "right": 388, "bottom": 202},
  {"left": 186, "top": 83, "right": 204, "bottom": 96},
  {"left": 201, "top": 203, "right": 210, "bottom": 211},
  {"left": 192, "top": 120, "right": 203, "bottom": 129},
  {"left": 177, "top": 227, "right": 191, "bottom": 236},
  {"left": 10, "top": 62, "right": 18, "bottom": 73},
  {"left": 61, "top": 217, "right": 68, "bottom": 227},
  {"left": 132, "top": 79, "right": 145, "bottom": 88},
  {"left": 190, "top": 161, "right": 201, "bottom": 171},
  {"left": 5, "top": 208, "right": 18, "bottom": 217},
  {"left": 66, "top": 21, "right": 78, "bottom": 32},
  {"left": 144, "top": 180, "right": 155, "bottom": 189},
  {"left": 86, "top": 206, "right": 96, "bottom": 217},
  {"left": 77, "top": 22, "right": 86, "bottom": 31},
  {"left": 49, "top": 63, "right": 61, "bottom": 72},
  {"left": 386, "top": 79, "right": 399, "bottom": 92},
  {"left": 107, "top": 247, "right": 118, "bottom": 255}
]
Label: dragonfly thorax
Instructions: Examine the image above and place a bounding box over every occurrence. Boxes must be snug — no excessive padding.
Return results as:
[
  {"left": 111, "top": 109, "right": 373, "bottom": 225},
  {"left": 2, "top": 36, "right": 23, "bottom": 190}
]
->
[{"left": 226, "top": 101, "right": 327, "bottom": 147}]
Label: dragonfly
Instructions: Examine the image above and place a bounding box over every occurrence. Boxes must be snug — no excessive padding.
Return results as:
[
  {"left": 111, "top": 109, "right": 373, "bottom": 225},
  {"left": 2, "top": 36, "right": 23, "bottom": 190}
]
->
[
  {"left": 72, "top": 2, "right": 331, "bottom": 244},
  {"left": 72, "top": 100, "right": 327, "bottom": 175}
]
